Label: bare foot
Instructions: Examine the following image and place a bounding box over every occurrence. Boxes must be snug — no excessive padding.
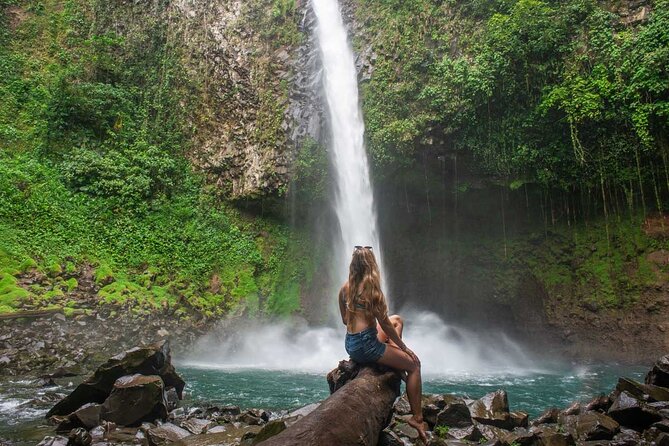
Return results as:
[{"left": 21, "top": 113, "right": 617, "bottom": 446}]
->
[{"left": 408, "top": 416, "right": 428, "bottom": 444}]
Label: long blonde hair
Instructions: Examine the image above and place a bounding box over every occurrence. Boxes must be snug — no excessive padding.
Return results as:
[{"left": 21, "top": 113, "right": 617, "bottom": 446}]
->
[{"left": 346, "top": 247, "right": 384, "bottom": 314}]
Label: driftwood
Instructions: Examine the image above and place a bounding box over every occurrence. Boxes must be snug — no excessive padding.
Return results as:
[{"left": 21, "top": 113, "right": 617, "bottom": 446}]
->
[{"left": 258, "top": 360, "right": 400, "bottom": 446}]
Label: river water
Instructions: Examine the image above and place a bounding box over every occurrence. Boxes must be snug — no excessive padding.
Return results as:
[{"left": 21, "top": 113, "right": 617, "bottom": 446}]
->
[{"left": 0, "top": 364, "right": 646, "bottom": 445}]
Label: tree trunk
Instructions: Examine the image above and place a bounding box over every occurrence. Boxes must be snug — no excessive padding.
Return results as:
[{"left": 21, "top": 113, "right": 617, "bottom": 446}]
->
[{"left": 258, "top": 361, "right": 400, "bottom": 446}]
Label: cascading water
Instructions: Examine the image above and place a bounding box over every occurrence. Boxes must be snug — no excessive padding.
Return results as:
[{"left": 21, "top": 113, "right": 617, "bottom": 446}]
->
[
  {"left": 311, "top": 0, "right": 383, "bottom": 284},
  {"left": 181, "top": 0, "right": 536, "bottom": 376}
]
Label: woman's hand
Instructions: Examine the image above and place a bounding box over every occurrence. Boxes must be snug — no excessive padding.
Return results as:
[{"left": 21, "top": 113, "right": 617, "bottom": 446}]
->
[{"left": 403, "top": 347, "right": 421, "bottom": 368}]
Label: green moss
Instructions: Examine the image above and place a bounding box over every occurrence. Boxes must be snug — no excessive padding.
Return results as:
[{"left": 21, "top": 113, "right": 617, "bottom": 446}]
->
[
  {"left": 94, "top": 263, "right": 114, "bottom": 285},
  {"left": 63, "top": 306, "right": 76, "bottom": 317},
  {"left": 42, "top": 288, "right": 65, "bottom": 302},
  {"left": 64, "top": 277, "right": 78, "bottom": 292},
  {"left": 65, "top": 261, "right": 76, "bottom": 274},
  {"left": 19, "top": 257, "right": 37, "bottom": 272},
  {"left": 267, "top": 281, "right": 300, "bottom": 316},
  {"left": 0, "top": 273, "right": 29, "bottom": 312},
  {"left": 46, "top": 261, "right": 62, "bottom": 276}
]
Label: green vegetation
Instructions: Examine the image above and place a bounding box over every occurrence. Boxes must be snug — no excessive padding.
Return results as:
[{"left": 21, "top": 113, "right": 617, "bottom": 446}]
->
[
  {"left": 358, "top": 0, "right": 669, "bottom": 209},
  {"left": 434, "top": 425, "right": 450, "bottom": 438},
  {"left": 490, "top": 216, "right": 664, "bottom": 308},
  {"left": 0, "top": 0, "right": 311, "bottom": 317}
]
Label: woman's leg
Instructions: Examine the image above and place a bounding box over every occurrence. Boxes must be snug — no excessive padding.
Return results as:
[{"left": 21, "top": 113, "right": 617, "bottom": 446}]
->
[
  {"left": 377, "top": 314, "right": 404, "bottom": 346},
  {"left": 376, "top": 344, "right": 427, "bottom": 443}
]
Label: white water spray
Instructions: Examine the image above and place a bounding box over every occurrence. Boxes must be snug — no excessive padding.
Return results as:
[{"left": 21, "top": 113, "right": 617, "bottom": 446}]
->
[
  {"left": 180, "top": 312, "right": 537, "bottom": 375},
  {"left": 312, "top": 0, "right": 382, "bottom": 283}
]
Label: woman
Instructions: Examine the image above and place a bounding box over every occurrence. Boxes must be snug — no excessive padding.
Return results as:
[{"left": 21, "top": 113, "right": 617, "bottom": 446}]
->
[{"left": 338, "top": 246, "right": 427, "bottom": 443}]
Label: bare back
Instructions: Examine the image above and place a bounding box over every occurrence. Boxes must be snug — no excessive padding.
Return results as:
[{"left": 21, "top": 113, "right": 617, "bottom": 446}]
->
[{"left": 339, "top": 281, "right": 388, "bottom": 333}]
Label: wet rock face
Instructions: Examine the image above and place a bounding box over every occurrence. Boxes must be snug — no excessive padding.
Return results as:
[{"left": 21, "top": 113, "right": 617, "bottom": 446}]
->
[
  {"left": 435, "top": 400, "right": 472, "bottom": 428},
  {"left": 647, "top": 355, "right": 669, "bottom": 388},
  {"left": 100, "top": 374, "right": 168, "bottom": 426},
  {"left": 46, "top": 340, "right": 183, "bottom": 418},
  {"left": 608, "top": 390, "right": 663, "bottom": 431}
]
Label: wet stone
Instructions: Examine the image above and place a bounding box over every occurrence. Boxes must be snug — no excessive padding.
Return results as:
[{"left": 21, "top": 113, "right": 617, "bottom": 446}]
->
[
  {"left": 181, "top": 417, "right": 213, "bottom": 435},
  {"left": 147, "top": 423, "right": 190, "bottom": 446},
  {"left": 436, "top": 401, "right": 472, "bottom": 428}
]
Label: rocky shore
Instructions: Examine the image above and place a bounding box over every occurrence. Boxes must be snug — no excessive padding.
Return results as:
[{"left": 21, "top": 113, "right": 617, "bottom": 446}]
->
[
  {"left": 26, "top": 341, "right": 669, "bottom": 446},
  {"left": 0, "top": 310, "right": 213, "bottom": 379}
]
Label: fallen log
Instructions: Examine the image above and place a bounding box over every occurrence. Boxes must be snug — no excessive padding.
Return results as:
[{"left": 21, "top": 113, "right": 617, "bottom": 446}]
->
[{"left": 257, "top": 360, "right": 400, "bottom": 446}]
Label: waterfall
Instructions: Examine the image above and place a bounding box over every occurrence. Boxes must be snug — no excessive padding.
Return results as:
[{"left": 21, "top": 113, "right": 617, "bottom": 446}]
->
[{"left": 311, "top": 0, "right": 383, "bottom": 286}]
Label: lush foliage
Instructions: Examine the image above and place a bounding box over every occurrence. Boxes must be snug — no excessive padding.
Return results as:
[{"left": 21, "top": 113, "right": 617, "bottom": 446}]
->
[
  {"left": 0, "top": 0, "right": 309, "bottom": 316},
  {"left": 358, "top": 0, "right": 669, "bottom": 202}
]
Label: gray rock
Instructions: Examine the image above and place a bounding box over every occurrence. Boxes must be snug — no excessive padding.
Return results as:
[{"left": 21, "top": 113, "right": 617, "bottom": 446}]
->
[
  {"left": 67, "top": 428, "right": 92, "bottom": 446},
  {"left": 436, "top": 401, "right": 472, "bottom": 428},
  {"left": 47, "top": 340, "right": 184, "bottom": 418},
  {"left": 147, "top": 423, "right": 190, "bottom": 446},
  {"left": 574, "top": 412, "right": 620, "bottom": 441},
  {"left": 607, "top": 390, "right": 662, "bottom": 430},
  {"left": 645, "top": 354, "right": 669, "bottom": 388},
  {"left": 378, "top": 428, "right": 404, "bottom": 446},
  {"left": 532, "top": 407, "right": 559, "bottom": 426},
  {"left": 36, "top": 436, "right": 69, "bottom": 446},
  {"left": 181, "top": 417, "right": 213, "bottom": 435},
  {"left": 100, "top": 374, "right": 168, "bottom": 426},
  {"left": 468, "top": 390, "right": 513, "bottom": 429}
]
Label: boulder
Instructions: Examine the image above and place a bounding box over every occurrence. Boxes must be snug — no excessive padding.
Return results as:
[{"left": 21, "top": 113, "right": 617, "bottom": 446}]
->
[
  {"left": 67, "top": 428, "right": 92, "bottom": 446},
  {"left": 645, "top": 355, "right": 669, "bottom": 388},
  {"left": 654, "top": 419, "right": 669, "bottom": 432},
  {"left": 393, "top": 394, "right": 411, "bottom": 415},
  {"left": 435, "top": 400, "right": 473, "bottom": 428},
  {"left": 47, "top": 340, "right": 184, "bottom": 418},
  {"left": 562, "top": 402, "right": 582, "bottom": 416},
  {"left": 165, "top": 387, "right": 179, "bottom": 411},
  {"left": 532, "top": 426, "right": 575, "bottom": 446},
  {"left": 574, "top": 412, "right": 620, "bottom": 441},
  {"left": 36, "top": 436, "right": 69, "bottom": 446},
  {"left": 611, "top": 427, "right": 641, "bottom": 446},
  {"left": 238, "top": 412, "right": 263, "bottom": 425},
  {"left": 423, "top": 403, "right": 441, "bottom": 427},
  {"left": 585, "top": 395, "right": 612, "bottom": 412},
  {"left": 469, "top": 390, "right": 513, "bottom": 429},
  {"left": 615, "top": 377, "right": 669, "bottom": 402},
  {"left": 509, "top": 411, "right": 529, "bottom": 429},
  {"left": 181, "top": 418, "right": 213, "bottom": 435},
  {"left": 500, "top": 428, "right": 537, "bottom": 445},
  {"left": 50, "top": 403, "right": 101, "bottom": 431},
  {"left": 656, "top": 432, "right": 669, "bottom": 446},
  {"left": 105, "top": 427, "right": 141, "bottom": 443},
  {"left": 447, "top": 425, "right": 484, "bottom": 442},
  {"left": 378, "top": 429, "right": 404, "bottom": 446},
  {"left": 147, "top": 423, "right": 191, "bottom": 446},
  {"left": 206, "top": 425, "right": 228, "bottom": 434},
  {"left": 607, "top": 390, "right": 662, "bottom": 430},
  {"left": 532, "top": 408, "right": 559, "bottom": 426},
  {"left": 476, "top": 424, "right": 510, "bottom": 442},
  {"left": 100, "top": 374, "right": 168, "bottom": 426}
]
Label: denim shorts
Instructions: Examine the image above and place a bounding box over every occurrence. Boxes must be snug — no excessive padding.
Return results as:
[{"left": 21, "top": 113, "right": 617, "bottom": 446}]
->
[{"left": 345, "top": 326, "right": 387, "bottom": 364}]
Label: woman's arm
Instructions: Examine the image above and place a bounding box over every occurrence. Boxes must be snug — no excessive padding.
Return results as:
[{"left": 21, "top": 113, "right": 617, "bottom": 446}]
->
[
  {"left": 338, "top": 286, "right": 347, "bottom": 326},
  {"left": 372, "top": 287, "right": 420, "bottom": 367}
]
